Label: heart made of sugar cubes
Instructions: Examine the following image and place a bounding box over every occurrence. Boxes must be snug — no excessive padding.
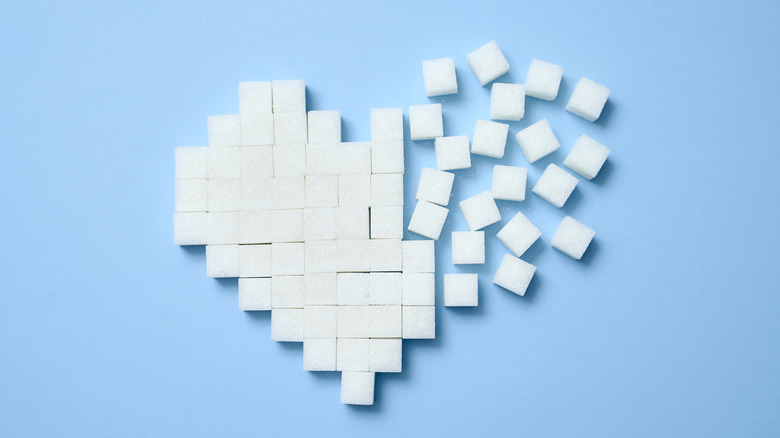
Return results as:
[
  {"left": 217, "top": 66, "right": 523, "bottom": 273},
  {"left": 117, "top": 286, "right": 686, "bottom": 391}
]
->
[{"left": 174, "top": 40, "right": 611, "bottom": 406}]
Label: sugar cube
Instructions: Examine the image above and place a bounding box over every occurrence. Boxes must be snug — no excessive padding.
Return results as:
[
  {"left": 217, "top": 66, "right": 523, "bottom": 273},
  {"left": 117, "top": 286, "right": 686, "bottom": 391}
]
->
[
  {"left": 492, "top": 254, "right": 536, "bottom": 297},
  {"left": 370, "top": 108, "right": 403, "bottom": 141},
  {"left": 271, "top": 242, "right": 304, "bottom": 276},
  {"left": 409, "top": 104, "right": 443, "bottom": 141},
  {"left": 175, "top": 147, "right": 208, "bottom": 179},
  {"left": 272, "top": 80, "right": 306, "bottom": 113},
  {"left": 408, "top": 200, "right": 449, "bottom": 240},
  {"left": 238, "top": 277, "right": 272, "bottom": 311},
  {"left": 271, "top": 275, "right": 305, "bottom": 309},
  {"left": 303, "top": 338, "right": 337, "bottom": 371},
  {"left": 305, "top": 143, "right": 340, "bottom": 175},
  {"left": 208, "top": 147, "right": 240, "bottom": 179},
  {"left": 466, "top": 40, "right": 509, "bottom": 86},
  {"left": 273, "top": 143, "right": 306, "bottom": 176},
  {"left": 416, "top": 167, "right": 454, "bottom": 206},
  {"left": 173, "top": 212, "right": 209, "bottom": 246},
  {"left": 273, "top": 112, "right": 307, "bottom": 145},
  {"left": 337, "top": 273, "right": 370, "bottom": 305},
  {"left": 338, "top": 174, "right": 371, "bottom": 207},
  {"left": 370, "top": 173, "right": 403, "bottom": 206},
  {"left": 435, "top": 135, "right": 471, "bottom": 171},
  {"left": 239, "top": 81, "right": 272, "bottom": 116},
  {"left": 566, "top": 77, "right": 610, "bottom": 122},
  {"left": 369, "top": 239, "right": 403, "bottom": 272},
  {"left": 451, "top": 231, "right": 485, "bottom": 264},
  {"left": 489, "top": 83, "right": 525, "bottom": 121},
  {"left": 304, "top": 273, "right": 338, "bottom": 305},
  {"left": 272, "top": 176, "right": 305, "bottom": 209},
  {"left": 207, "top": 179, "right": 240, "bottom": 212},
  {"left": 239, "top": 178, "right": 273, "bottom": 211},
  {"left": 563, "top": 135, "right": 610, "bottom": 180},
  {"left": 459, "top": 191, "right": 501, "bottom": 231},
  {"left": 175, "top": 179, "right": 208, "bottom": 212},
  {"left": 524, "top": 59, "right": 564, "bottom": 101},
  {"left": 370, "top": 140, "right": 404, "bottom": 174},
  {"left": 303, "top": 207, "right": 337, "bottom": 241},
  {"left": 340, "top": 371, "right": 374, "bottom": 405},
  {"left": 532, "top": 163, "right": 579, "bottom": 208},
  {"left": 491, "top": 165, "right": 526, "bottom": 202},
  {"left": 336, "top": 207, "right": 369, "bottom": 239},
  {"left": 271, "top": 308, "right": 304, "bottom": 342},
  {"left": 370, "top": 339, "right": 402, "bottom": 373},
  {"left": 304, "top": 305, "right": 338, "bottom": 338},
  {"left": 271, "top": 209, "right": 303, "bottom": 242},
  {"left": 369, "top": 272, "right": 402, "bottom": 305},
  {"left": 402, "top": 273, "right": 435, "bottom": 305},
  {"left": 240, "top": 113, "right": 274, "bottom": 146},
  {"left": 240, "top": 146, "right": 274, "bottom": 178},
  {"left": 307, "top": 110, "right": 341, "bottom": 144},
  {"left": 206, "top": 244, "right": 240, "bottom": 278},
  {"left": 304, "top": 240, "right": 337, "bottom": 273},
  {"left": 207, "top": 211, "right": 239, "bottom": 245},
  {"left": 337, "top": 239, "right": 371, "bottom": 272},
  {"left": 402, "top": 306, "right": 435, "bottom": 339},
  {"left": 496, "top": 212, "right": 541, "bottom": 257},
  {"left": 550, "top": 216, "right": 595, "bottom": 260},
  {"left": 422, "top": 57, "right": 458, "bottom": 97},
  {"left": 208, "top": 114, "right": 241, "bottom": 148},
  {"left": 515, "top": 119, "right": 560, "bottom": 163},
  {"left": 337, "top": 339, "right": 370, "bottom": 372},
  {"left": 370, "top": 206, "right": 403, "bottom": 239},
  {"left": 239, "top": 210, "right": 273, "bottom": 244},
  {"left": 238, "top": 244, "right": 272, "bottom": 277},
  {"left": 471, "top": 119, "right": 509, "bottom": 158},
  {"left": 444, "top": 274, "right": 479, "bottom": 307},
  {"left": 402, "top": 240, "right": 435, "bottom": 273},
  {"left": 338, "top": 142, "right": 371, "bottom": 174},
  {"left": 305, "top": 174, "right": 338, "bottom": 208},
  {"left": 369, "top": 305, "right": 402, "bottom": 338}
]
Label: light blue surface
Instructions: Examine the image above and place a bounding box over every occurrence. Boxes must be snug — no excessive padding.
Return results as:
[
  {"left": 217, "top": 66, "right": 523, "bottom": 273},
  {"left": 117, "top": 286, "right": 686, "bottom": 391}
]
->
[{"left": 2, "top": 1, "right": 780, "bottom": 436}]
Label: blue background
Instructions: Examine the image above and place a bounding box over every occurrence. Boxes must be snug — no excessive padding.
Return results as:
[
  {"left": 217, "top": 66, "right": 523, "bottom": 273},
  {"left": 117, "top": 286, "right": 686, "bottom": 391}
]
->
[{"left": 2, "top": 1, "right": 779, "bottom": 436}]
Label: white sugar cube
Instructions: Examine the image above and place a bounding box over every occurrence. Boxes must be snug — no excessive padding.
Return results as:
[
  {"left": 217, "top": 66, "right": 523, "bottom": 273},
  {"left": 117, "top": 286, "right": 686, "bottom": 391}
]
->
[
  {"left": 532, "top": 163, "right": 578, "bottom": 208},
  {"left": 240, "top": 113, "right": 274, "bottom": 146},
  {"left": 239, "top": 210, "right": 273, "bottom": 244},
  {"left": 563, "top": 135, "right": 610, "bottom": 180},
  {"left": 337, "top": 273, "right": 370, "bottom": 305},
  {"left": 272, "top": 80, "right": 306, "bottom": 113},
  {"left": 340, "top": 371, "right": 374, "bottom": 405},
  {"left": 338, "top": 174, "right": 371, "bottom": 207},
  {"left": 409, "top": 104, "right": 443, "bottom": 141},
  {"left": 273, "top": 143, "right": 306, "bottom": 176},
  {"left": 370, "top": 339, "right": 402, "bottom": 373},
  {"left": 402, "top": 273, "right": 435, "bottom": 305},
  {"left": 370, "top": 173, "right": 403, "bottom": 206},
  {"left": 408, "top": 200, "right": 449, "bottom": 240},
  {"left": 206, "top": 244, "right": 239, "bottom": 278},
  {"left": 305, "top": 142, "right": 340, "bottom": 174},
  {"left": 402, "top": 240, "right": 435, "bottom": 273},
  {"left": 240, "top": 146, "right": 273, "bottom": 178},
  {"left": 369, "top": 305, "right": 401, "bottom": 338},
  {"left": 370, "top": 108, "right": 403, "bottom": 141},
  {"left": 459, "top": 191, "right": 501, "bottom": 231},
  {"left": 239, "top": 178, "right": 273, "bottom": 211},
  {"left": 566, "top": 77, "right": 610, "bottom": 122},
  {"left": 515, "top": 119, "right": 560, "bottom": 163},
  {"left": 466, "top": 40, "right": 509, "bottom": 86},
  {"left": 207, "top": 211, "right": 239, "bottom": 245},
  {"left": 239, "top": 81, "right": 272, "bottom": 116},
  {"left": 271, "top": 275, "right": 305, "bottom": 309},
  {"left": 338, "top": 142, "right": 371, "bottom": 174},
  {"left": 175, "top": 147, "right": 208, "bottom": 179},
  {"left": 422, "top": 57, "right": 458, "bottom": 97},
  {"left": 491, "top": 165, "right": 526, "bottom": 202},
  {"left": 444, "top": 274, "right": 479, "bottom": 307},
  {"left": 337, "top": 339, "right": 370, "bottom": 372},
  {"left": 304, "top": 273, "right": 338, "bottom": 305},
  {"left": 207, "top": 179, "right": 240, "bottom": 212},
  {"left": 238, "top": 244, "right": 272, "bottom": 277},
  {"left": 307, "top": 110, "right": 341, "bottom": 144},
  {"left": 451, "top": 231, "right": 485, "bottom": 264},
  {"left": 336, "top": 207, "right": 369, "bottom": 239},
  {"left": 493, "top": 254, "right": 536, "bottom": 297},
  {"left": 303, "top": 207, "right": 336, "bottom": 241},
  {"left": 369, "top": 239, "right": 402, "bottom": 272},
  {"left": 272, "top": 177, "right": 305, "bottom": 209},
  {"left": 551, "top": 216, "right": 595, "bottom": 260},
  {"left": 304, "top": 240, "right": 337, "bottom": 273},
  {"left": 304, "top": 305, "right": 338, "bottom": 338},
  {"left": 271, "top": 209, "right": 303, "bottom": 242},
  {"left": 303, "top": 338, "right": 337, "bottom": 371},
  {"left": 273, "top": 112, "right": 307, "bottom": 145},
  {"left": 416, "top": 167, "right": 454, "bottom": 206},
  {"left": 524, "top": 59, "right": 564, "bottom": 101},
  {"left": 208, "top": 147, "right": 240, "bottom": 179},
  {"left": 402, "top": 306, "right": 435, "bottom": 339},
  {"left": 471, "top": 119, "right": 509, "bottom": 158},
  {"left": 305, "top": 174, "right": 338, "bottom": 208},
  {"left": 208, "top": 114, "right": 241, "bottom": 148},
  {"left": 338, "top": 305, "right": 370, "bottom": 338},
  {"left": 490, "top": 83, "right": 525, "bottom": 121},
  {"left": 238, "top": 277, "right": 271, "bottom": 311},
  {"left": 337, "top": 239, "right": 371, "bottom": 272},
  {"left": 175, "top": 179, "right": 208, "bottom": 212},
  {"left": 369, "top": 272, "right": 402, "bottom": 305},
  {"left": 496, "top": 211, "right": 541, "bottom": 257},
  {"left": 173, "top": 212, "right": 209, "bottom": 246},
  {"left": 370, "top": 206, "right": 403, "bottom": 239},
  {"left": 370, "top": 140, "right": 404, "bottom": 174},
  {"left": 271, "top": 242, "right": 304, "bottom": 276},
  {"left": 271, "top": 308, "right": 304, "bottom": 342},
  {"left": 434, "top": 135, "right": 471, "bottom": 171}
]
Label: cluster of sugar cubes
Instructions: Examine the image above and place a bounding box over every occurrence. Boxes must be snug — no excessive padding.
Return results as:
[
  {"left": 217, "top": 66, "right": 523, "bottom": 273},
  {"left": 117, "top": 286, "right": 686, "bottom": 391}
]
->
[{"left": 174, "top": 80, "right": 439, "bottom": 406}]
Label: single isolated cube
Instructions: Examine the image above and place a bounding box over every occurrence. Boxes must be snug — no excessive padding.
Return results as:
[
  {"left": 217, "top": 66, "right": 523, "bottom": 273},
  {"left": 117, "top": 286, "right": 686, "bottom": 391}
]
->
[
  {"left": 451, "top": 231, "right": 485, "bottom": 265},
  {"left": 340, "top": 371, "right": 374, "bottom": 405},
  {"left": 370, "top": 206, "right": 404, "bottom": 239},
  {"left": 435, "top": 135, "right": 471, "bottom": 171},
  {"left": 491, "top": 165, "right": 527, "bottom": 202},
  {"left": 173, "top": 212, "right": 208, "bottom": 246},
  {"left": 271, "top": 308, "right": 304, "bottom": 342},
  {"left": 459, "top": 191, "right": 501, "bottom": 231},
  {"left": 370, "top": 108, "right": 403, "bottom": 141},
  {"left": 515, "top": 119, "right": 560, "bottom": 163},
  {"left": 402, "top": 306, "right": 435, "bottom": 339},
  {"left": 551, "top": 216, "right": 595, "bottom": 260},
  {"left": 408, "top": 200, "right": 449, "bottom": 240},
  {"left": 496, "top": 211, "right": 541, "bottom": 257},
  {"left": 337, "top": 339, "right": 370, "bottom": 372},
  {"left": 466, "top": 40, "right": 510, "bottom": 86},
  {"left": 490, "top": 83, "right": 525, "bottom": 121},
  {"left": 416, "top": 167, "right": 454, "bottom": 206},
  {"left": 370, "top": 140, "right": 404, "bottom": 174},
  {"left": 524, "top": 59, "right": 564, "bottom": 101},
  {"left": 207, "top": 114, "right": 241, "bottom": 148},
  {"left": 271, "top": 275, "right": 305, "bottom": 309},
  {"left": 307, "top": 110, "right": 341, "bottom": 144},
  {"left": 422, "top": 57, "right": 458, "bottom": 97},
  {"left": 273, "top": 112, "right": 308, "bottom": 145},
  {"left": 206, "top": 244, "right": 240, "bottom": 278},
  {"left": 532, "top": 163, "right": 579, "bottom": 208},
  {"left": 303, "top": 338, "right": 337, "bottom": 371},
  {"left": 409, "top": 103, "right": 443, "bottom": 141},
  {"left": 402, "top": 240, "right": 435, "bottom": 273},
  {"left": 175, "top": 147, "right": 208, "bottom": 179},
  {"left": 272, "top": 79, "right": 306, "bottom": 113},
  {"left": 492, "top": 254, "right": 536, "bottom": 297},
  {"left": 402, "top": 272, "right": 435, "bottom": 305},
  {"left": 238, "top": 81, "right": 272, "bottom": 116},
  {"left": 563, "top": 134, "right": 610, "bottom": 180},
  {"left": 566, "top": 77, "right": 611, "bottom": 122},
  {"left": 471, "top": 119, "right": 509, "bottom": 159},
  {"left": 238, "top": 277, "right": 271, "bottom": 311},
  {"left": 370, "top": 338, "right": 402, "bottom": 373},
  {"left": 443, "top": 274, "right": 479, "bottom": 307},
  {"left": 369, "top": 272, "right": 403, "bottom": 305}
]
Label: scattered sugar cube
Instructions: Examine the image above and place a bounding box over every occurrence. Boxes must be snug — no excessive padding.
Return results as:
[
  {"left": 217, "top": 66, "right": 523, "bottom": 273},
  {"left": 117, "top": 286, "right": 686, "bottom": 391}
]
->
[
  {"left": 273, "top": 143, "right": 306, "bottom": 176},
  {"left": 207, "top": 179, "right": 240, "bottom": 212},
  {"left": 444, "top": 274, "right": 478, "bottom": 307},
  {"left": 337, "top": 339, "right": 370, "bottom": 372},
  {"left": 239, "top": 210, "right": 273, "bottom": 244},
  {"left": 175, "top": 179, "right": 208, "bottom": 212},
  {"left": 563, "top": 134, "right": 610, "bottom": 180},
  {"left": 416, "top": 167, "right": 454, "bottom": 206},
  {"left": 238, "top": 277, "right": 271, "bottom": 311},
  {"left": 524, "top": 59, "right": 564, "bottom": 101},
  {"left": 271, "top": 275, "right": 305, "bottom": 309},
  {"left": 175, "top": 147, "right": 209, "bottom": 179},
  {"left": 304, "top": 240, "right": 337, "bottom": 273},
  {"left": 422, "top": 57, "right": 458, "bottom": 97},
  {"left": 240, "top": 113, "right": 274, "bottom": 146},
  {"left": 471, "top": 119, "right": 509, "bottom": 158},
  {"left": 272, "top": 80, "right": 306, "bottom": 113},
  {"left": 434, "top": 135, "right": 471, "bottom": 170},
  {"left": 369, "top": 239, "right": 402, "bottom": 272},
  {"left": 208, "top": 114, "right": 241, "bottom": 148},
  {"left": 459, "top": 191, "right": 501, "bottom": 231},
  {"left": 370, "top": 339, "right": 402, "bottom": 373},
  {"left": 273, "top": 112, "right": 307, "bottom": 144},
  {"left": 206, "top": 244, "right": 240, "bottom": 278},
  {"left": 271, "top": 209, "right": 303, "bottom": 242},
  {"left": 515, "top": 119, "right": 560, "bottom": 163},
  {"left": 239, "top": 178, "right": 273, "bottom": 211},
  {"left": 240, "top": 146, "right": 274, "bottom": 178},
  {"left": 402, "top": 240, "right": 435, "bottom": 273},
  {"left": 238, "top": 244, "right": 272, "bottom": 277},
  {"left": 496, "top": 212, "right": 541, "bottom": 257},
  {"left": 551, "top": 216, "right": 595, "bottom": 260},
  {"left": 408, "top": 200, "right": 449, "bottom": 240},
  {"left": 340, "top": 371, "right": 374, "bottom": 405},
  {"left": 303, "top": 207, "right": 337, "bottom": 241},
  {"left": 338, "top": 174, "right": 371, "bottom": 207},
  {"left": 307, "top": 110, "right": 341, "bottom": 144},
  {"left": 409, "top": 103, "right": 443, "bottom": 141},
  {"left": 491, "top": 165, "right": 527, "bottom": 202},
  {"left": 303, "top": 338, "right": 337, "bottom": 371},
  {"left": 466, "top": 40, "right": 509, "bottom": 86},
  {"left": 305, "top": 174, "right": 339, "bottom": 208},
  {"left": 336, "top": 207, "right": 369, "bottom": 239},
  {"left": 369, "top": 305, "right": 402, "bottom": 338},
  {"left": 173, "top": 212, "right": 209, "bottom": 246},
  {"left": 370, "top": 173, "right": 403, "bottom": 206},
  {"left": 402, "top": 306, "right": 435, "bottom": 339},
  {"left": 208, "top": 147, "right": 240, "bottom": 179},
  {"left": 369, "top": 272, "right": 402, "bottom": 305},
  {"left": 337, "top": 239, "right": 371, "bottom": 272},
  {"left": 271, "top": 308, "right": 304, "bottom": 342},
  {"left": 272, "top": 176, "right": 305, "bottom": 209},
  {"left": 451, "top": 231, "right": 485, "bottom": 264},
  {"left": 489, "top": 83, "right": 525, "bottom": 121},
  {"left": 304, "top": 306, "right": 338, "bottom": 338},
  {"left": 304, "top": 273, "right": 338, "bottom": 305},
  {"left": 370, "top": 108, "right": 403, "bottom": 141},
  {"left": 532, "top": 163, "right": 579, "bottom": 208},
  {"left": 338, "top": 142, "right": 371, "bottom": 174},
  {"left": 271, "top": 242, "right": 304, "bottom": 276},
  {"left": 207, "top": 211, "right": 239, "bottom": 245},
  {"left": 370, "top": 206, "right": 403, "bottom": 239},
  {"left": 305, "top": 143, "right": 340, "bottom": 175},
  {"left": 402, "top": 273, "right": 435, "bottom": 305},
  {"left": 493, "top": 254, "right": 536, "bottom": 297},
  {"left": 370, "top": 140, "right": 404, "bottom": 174},
  {"left": 239, "top": 81, "right": 272, "bottom": 116},
  {"left": 566, "top": 77, "right": 610, "bottom": 122},
  {"left": 337, "top": 273, "right": 370, "bottom": 305}
]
